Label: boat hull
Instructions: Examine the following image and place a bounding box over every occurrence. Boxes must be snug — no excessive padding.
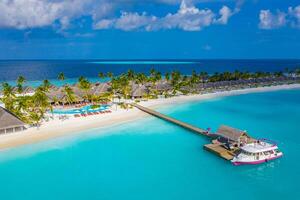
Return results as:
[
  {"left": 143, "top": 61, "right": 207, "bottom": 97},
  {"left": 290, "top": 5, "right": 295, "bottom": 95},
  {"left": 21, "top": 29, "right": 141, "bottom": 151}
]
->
[{"left": 232, "top": 154, "right": 283, "bottom": 166}]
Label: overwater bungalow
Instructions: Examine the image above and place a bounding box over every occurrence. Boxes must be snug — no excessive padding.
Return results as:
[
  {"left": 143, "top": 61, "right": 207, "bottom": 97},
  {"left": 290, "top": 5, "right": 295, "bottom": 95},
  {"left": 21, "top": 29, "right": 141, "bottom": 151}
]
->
[{"left": 0, "top": 106, "right": 26, "bottom": 134}]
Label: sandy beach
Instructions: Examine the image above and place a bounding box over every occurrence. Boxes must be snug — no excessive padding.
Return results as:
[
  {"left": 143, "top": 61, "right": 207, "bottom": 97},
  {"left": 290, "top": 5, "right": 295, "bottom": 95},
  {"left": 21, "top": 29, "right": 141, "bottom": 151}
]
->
[{"left": 1, "top": 83, "right": 299, "bottom": 150}]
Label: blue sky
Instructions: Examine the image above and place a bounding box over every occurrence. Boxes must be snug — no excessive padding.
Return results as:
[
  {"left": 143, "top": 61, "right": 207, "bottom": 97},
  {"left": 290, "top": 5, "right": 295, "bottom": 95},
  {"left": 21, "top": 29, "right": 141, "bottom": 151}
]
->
[{"left": 0, "top": 0, "right": 299, "bottom": 59}]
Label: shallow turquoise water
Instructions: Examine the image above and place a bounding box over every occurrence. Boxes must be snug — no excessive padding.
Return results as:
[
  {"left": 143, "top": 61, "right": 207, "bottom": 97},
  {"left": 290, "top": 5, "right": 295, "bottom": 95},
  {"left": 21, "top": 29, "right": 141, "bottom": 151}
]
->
[{"left": 0, "top": 89, "right": 299, "bottom": 200}]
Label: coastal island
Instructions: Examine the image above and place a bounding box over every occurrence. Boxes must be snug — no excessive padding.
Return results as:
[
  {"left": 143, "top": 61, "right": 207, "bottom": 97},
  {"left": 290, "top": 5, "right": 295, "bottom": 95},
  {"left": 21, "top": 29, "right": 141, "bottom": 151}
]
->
[{"left": 0, "top": 69, "right": 300, "bottom": 150}]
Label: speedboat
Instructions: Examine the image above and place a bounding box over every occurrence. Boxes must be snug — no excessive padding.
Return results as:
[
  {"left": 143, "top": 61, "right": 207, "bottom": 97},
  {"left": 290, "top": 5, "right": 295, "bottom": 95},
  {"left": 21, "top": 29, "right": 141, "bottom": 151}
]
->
[{"left": 231, "top": 139, "right": 283, "bottom": 165}]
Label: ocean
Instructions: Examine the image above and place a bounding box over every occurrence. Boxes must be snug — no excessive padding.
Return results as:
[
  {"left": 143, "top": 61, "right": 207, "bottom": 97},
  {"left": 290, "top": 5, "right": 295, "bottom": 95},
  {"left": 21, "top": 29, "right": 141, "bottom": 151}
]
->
[
  {"left": 0, "top": 59, "right": 300, "bottom": 87},
  {"left": 0, "top": 89, "right": 299, "bottom": 200}
]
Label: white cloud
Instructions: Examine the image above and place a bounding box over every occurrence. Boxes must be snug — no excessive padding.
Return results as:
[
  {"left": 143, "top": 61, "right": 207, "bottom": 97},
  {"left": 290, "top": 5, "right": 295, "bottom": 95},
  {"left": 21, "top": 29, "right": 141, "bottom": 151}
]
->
[
  {"left": 0, "top": 0, "right": 236, "bottom": 31},
  {"left": 94, "top": 0, "right": 235, "bottom": 31},
  {"left": 288, "top": 5, "right": 300, "bottom": 28},
  {"left": 115, "top": 12, "right": 157, "bottom": 31},
  {"left": 259, "top": 5, "right": 300, "bottom": 30},
  {"left": 94, "top": 19, "right": 114, "bottom": 30},
  {"left": 259, "top": 10, "right": 286, "bottom": 29},
  {"left": 215, "top": 6, "right": 233, "bottom": 25},
  {"left": 0, "top": 0, "right": 94, "bottom": 29}
]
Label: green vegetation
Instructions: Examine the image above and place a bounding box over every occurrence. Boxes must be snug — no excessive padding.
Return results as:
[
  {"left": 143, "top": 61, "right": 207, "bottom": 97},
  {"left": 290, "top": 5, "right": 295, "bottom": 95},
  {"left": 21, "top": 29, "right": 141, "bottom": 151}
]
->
[{"left": 0, "top": 68, "right": 299, "bottom": 125}]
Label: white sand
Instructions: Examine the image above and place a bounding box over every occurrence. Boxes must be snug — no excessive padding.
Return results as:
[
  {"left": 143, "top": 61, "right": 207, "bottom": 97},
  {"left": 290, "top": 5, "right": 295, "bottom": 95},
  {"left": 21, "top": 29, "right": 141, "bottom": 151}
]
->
[{"left": 0, "top": 84, "right": 299, "bottom": 150}]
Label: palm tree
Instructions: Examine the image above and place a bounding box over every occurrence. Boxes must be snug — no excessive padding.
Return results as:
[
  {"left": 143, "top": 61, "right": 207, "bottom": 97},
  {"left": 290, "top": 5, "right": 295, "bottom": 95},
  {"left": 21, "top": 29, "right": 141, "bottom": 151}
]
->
[
  {"left": 63, "top": 85, "right": 76, "bottom": 105},
  {"left": 42, "top": 79, "right": 51, "bottom": 92},
  {"left": 29, "top": 87, "right": 50, "bottom": 125},
  {"left": 127, "top": 69, "right": 135, "bottom": 80},
  {"left": 189, "top": 70, "right": 198, "bottom": 86},
  {"left": 106, "top": 72, "right": 113, "bottom": 79},
  {"left": 78, "top": 76, "right": 85, "bottom": 82},
  {"left": 135, "top": 73, "right": 147, "bottom": 86},
  {"left": 1, "top": 82, "right": 15, "bottom": 111},
  {"left": 150, "top": 68, "right": 156, "bottom": 76},
  {"left": 15, "top": 95, "right": 30, "bottom": 121},
  {"left": 58, "top": 72, "right": 65, "bottom": 81},
  {"left": 170, "top": 71, "right": 182, "bottom": 95},
  {"left": 17, "top": 76, "right": 26, "bottom": 85},
  {"left": 78, "top": 77, "right": 91, "bottom": 101},
  {"left": 98, "top": 72, "right": 105, "bottom": 79},
  {"left": 165, "top": 72, "right": 170, "bottom": 82},
  {"left": 17, "top": 76, "right": 26, "bottom": 94},
  {"left": 199, "top": 72, "right": 208, "bottom": 82}
]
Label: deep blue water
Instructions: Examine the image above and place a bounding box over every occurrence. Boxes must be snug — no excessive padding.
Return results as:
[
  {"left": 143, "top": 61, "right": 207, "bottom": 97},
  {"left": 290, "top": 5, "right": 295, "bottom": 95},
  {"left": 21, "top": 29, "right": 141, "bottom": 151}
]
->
[
  {"left": 0, "top": 89, "right": 299, "bottom": 200},
  {"left": 0, "top": 59, "right": 300, "bottom": 87}
]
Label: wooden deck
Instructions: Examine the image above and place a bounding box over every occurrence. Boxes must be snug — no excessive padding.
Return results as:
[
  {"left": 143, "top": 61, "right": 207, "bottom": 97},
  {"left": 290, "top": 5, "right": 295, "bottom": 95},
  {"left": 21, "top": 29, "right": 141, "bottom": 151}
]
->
[
  {"left": 131, "top": 103, "right": 208, "bottom": 136},
  {"left": 203, "top": 144, "right": 234, "bottom": 160}
]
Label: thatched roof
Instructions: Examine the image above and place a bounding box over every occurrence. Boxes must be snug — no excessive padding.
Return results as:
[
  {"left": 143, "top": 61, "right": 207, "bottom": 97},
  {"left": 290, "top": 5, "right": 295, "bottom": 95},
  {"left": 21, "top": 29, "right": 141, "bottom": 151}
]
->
[
  {"left": 23, "top": 86, "right": 35, "bottom": 94},
  {"left": 0, "top": 106, "right": 25, "bottom": 130},
  {"left": 46, "top": 88, "right": 65, "bottom": 101},
  {"left": 131, "top": 84, "right": 148, "bottom": 97},
  {"left": 215, "top": 125, "right": 248, "bottom": 142},
  {"left": 49, "top": 85, "right": 59, "bottom": 90},
  {"left": 70, "top": 86, "right": 85, "bottom": 97},
  {"left": 91, "top": 83, "right": 110, "bottom": 95},
  {"left": 155, "top": 82, "right": 172, "bottom": 91},
  {"left": 47, "top": 87, "right": 83, "bottom": 103}
]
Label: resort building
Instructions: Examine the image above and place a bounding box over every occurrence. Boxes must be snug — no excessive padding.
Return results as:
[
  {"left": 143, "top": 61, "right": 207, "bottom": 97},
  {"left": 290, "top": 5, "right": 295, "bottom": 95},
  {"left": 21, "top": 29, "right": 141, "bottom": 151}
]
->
[
  {"left": 91, "top": 82, "right": 110, "bottom": 95},
  {"left": 215, "top": 125, "right": 251, "bottom": 146},
  {"left": 130, "top": 84, "right": 149, "bottom": 99},
  {"left": 0, "top": 106, "right": 26, "bottom": 134}
]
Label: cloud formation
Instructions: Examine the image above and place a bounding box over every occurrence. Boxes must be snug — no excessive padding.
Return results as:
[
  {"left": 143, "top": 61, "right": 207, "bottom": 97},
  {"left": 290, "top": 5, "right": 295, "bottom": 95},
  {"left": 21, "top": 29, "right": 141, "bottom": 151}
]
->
[
  {"left": 0, "top": 0, "right": 235, "bottom": 31},
  {"left": 259, "top": 5, "right": 300, "bottom": 29},
  {"left": 94, "top": 1, "right": 234, "bottom": 31},
  {"left": 0, "top": 0, "right": 92, "bottom": 29}
]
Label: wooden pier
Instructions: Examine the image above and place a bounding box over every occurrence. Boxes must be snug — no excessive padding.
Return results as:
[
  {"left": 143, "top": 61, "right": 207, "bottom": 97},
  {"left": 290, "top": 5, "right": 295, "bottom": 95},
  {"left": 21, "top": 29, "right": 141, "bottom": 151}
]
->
[
  {"left": 131, "top": 103, "right": 208, "bottom": 136},
  {"left": 131, "top": 103, "right": 236, "bottom": 161},
  {"left": 203, "top": 144, "right": 235, "bottom": 160}
]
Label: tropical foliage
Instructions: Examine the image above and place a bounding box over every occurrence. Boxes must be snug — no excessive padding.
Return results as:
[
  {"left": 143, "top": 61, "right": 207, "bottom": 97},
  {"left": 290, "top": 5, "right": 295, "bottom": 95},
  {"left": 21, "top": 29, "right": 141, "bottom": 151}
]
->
[{"left": 0, "top": 68, "right": 299, "bottom": 125}]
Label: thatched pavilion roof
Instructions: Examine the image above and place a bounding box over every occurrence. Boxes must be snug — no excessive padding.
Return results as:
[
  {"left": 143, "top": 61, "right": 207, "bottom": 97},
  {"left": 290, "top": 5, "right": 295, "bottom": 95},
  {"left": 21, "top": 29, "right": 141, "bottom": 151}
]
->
[
  {"left": 155, "top": 82, "right": 172, "bottom": 91},
  {"left": 47, "top": 87, "right": 83, "bottom": 103},
  {"left": 215, "top": 125, "right": 249, "bottom": 142},
  {"left": 70, "top": 86, "right": 85, "bottom": 97},
  {"left": 91, "top": 83, "right": 110, "bottom": 95},
  {"left": 22, "top": 86, "right": 35, "bottom": 94},
  {"left": 0, "top": 106, "right": 25, "bottom": 130},
  {"left": 131, "top": 84, "right": 148, "bottom": 97}
]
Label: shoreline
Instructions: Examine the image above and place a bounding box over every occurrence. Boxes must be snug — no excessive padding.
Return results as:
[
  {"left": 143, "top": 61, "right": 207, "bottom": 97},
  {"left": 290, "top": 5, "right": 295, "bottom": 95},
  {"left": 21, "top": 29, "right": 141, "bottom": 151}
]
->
[{"left": 0, "top": 83, "right": 300, "bottom": 151}]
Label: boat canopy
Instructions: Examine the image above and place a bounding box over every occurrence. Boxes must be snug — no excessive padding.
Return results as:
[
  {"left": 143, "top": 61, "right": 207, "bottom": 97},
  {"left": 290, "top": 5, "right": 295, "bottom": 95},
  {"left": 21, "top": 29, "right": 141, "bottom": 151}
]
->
[{"left": 241, "top": 143, "right": 277, "bottom": 153}]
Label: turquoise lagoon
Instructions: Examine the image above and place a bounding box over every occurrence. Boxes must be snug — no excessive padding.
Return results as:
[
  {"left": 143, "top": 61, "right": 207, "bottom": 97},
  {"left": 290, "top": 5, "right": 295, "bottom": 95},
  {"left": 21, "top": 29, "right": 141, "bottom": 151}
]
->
[{"left": 0, "top": 89, "right": 300, "bottom": 200}]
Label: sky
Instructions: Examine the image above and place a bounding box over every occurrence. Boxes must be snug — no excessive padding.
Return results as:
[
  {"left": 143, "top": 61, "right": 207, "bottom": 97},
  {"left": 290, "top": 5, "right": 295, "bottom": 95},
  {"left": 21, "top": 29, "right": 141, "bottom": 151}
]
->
[{"left": 0, "top": 0, "right": 300, "bottom": 60}]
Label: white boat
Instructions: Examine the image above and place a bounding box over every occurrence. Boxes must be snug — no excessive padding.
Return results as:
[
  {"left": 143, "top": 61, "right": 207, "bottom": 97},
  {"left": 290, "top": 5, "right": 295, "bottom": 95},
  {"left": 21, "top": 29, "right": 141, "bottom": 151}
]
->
[{"left": 231, "top": 139, "right": 283, "bottom": 165}]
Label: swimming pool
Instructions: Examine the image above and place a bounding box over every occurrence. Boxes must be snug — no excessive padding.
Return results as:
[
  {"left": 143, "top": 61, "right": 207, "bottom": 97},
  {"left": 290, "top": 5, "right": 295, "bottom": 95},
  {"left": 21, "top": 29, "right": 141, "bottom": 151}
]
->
[{"left": 52, "top": 105, "right": 110, "bottom": 115}]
